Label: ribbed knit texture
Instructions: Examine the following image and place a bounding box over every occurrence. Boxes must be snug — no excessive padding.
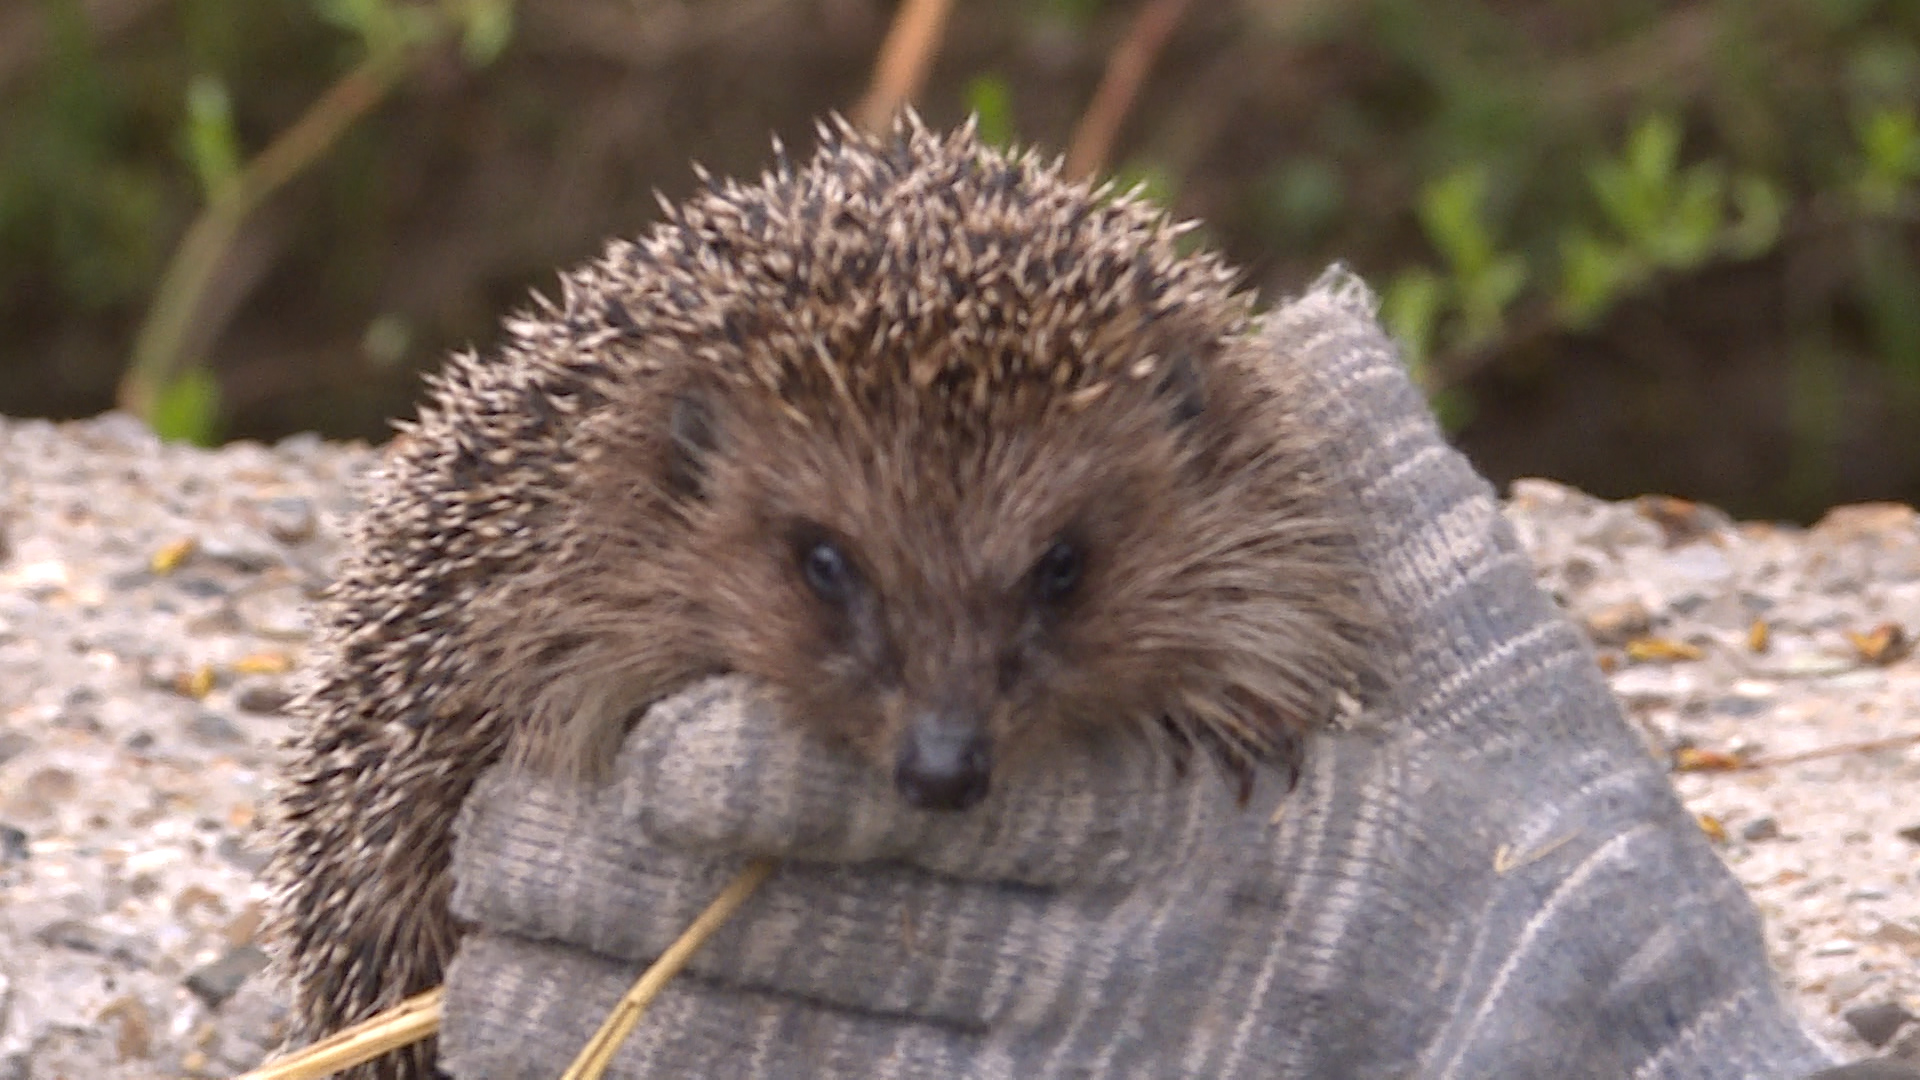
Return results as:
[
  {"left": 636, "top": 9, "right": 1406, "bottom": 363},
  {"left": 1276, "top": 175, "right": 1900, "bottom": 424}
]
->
[{"left": 440, "top": 268, "right": 1838, "bottom": 1080}]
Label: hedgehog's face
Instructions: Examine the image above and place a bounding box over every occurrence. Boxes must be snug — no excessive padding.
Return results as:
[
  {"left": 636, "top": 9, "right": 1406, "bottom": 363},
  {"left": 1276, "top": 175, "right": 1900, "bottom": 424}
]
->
[
  {"left": 668, "top": 364, "right": 1200, "bottom": 812},
  {"left": 642, "top": 338, "right": 1364, "bottom": 813}
]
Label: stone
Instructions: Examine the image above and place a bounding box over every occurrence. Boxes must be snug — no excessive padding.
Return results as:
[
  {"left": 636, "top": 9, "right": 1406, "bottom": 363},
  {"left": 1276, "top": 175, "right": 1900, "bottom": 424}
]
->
[
  {"left": 185, "top": 946, "right": 271, "bottom": 1008},
  {"left": 1584, "top": 599, "right": 1653, "bottom": 645},
  {"left": 1845, "top": 1002, "right": 1918, "bottom": 1049},
  {"left": 0, "top": 823, "right": 26, "bottom": 864},
  {"left": 187, "top": 711, "right": 244, "bottom": 745},
  {"left": 256, "top": 497, "right": 317, "bottom": 544},
  {"left": 235, "top": 682, "right": 294, "bottom": 715}
]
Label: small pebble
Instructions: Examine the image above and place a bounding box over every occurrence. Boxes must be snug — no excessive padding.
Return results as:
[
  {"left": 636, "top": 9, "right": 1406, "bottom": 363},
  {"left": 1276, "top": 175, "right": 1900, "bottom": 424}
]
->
[
  {"left": 185, "top": 945, "right": 272, "bottom": 1008},
  {"left": 1712, "top": 694, "right": 1768, "bottom": 718},
  {"left": 196, "top": 530, "right": 282, "bottom": 573},
  {"left": 0, "top": 731, "right": 30, "bottom": 767},
  {"left": 1892, "top": 1019, "right": 1920, "bottom": 1062},
  {"left": 12, "top": 767, "right": 78, "bottom": 815},
  {"left": 187, "top": 711, "right": 244, "bottom": 745},
  {"left": 215, "top": 835, "right": 272, "bottom": 875},
  {"left": 34, "top": 919, "right": 152, "bottom": 967},
  {"left": 0, "top": 823, "right": 28, "bottom": 864},
  {"left": 256, "top": 496, "right": 317, "bottom": 544},
  {"left": 1869, "top": 919, "right": 1920, "bottom": 948},
  {"left": 106, "top": 567, "right": 155, "bottom": 591},
  {"left": 173, "top": 574, "right": 231, "bottom": 600},
  {"left": 1844, "top": 1001, "right": 1917, "bottom": 1048},
  {"left": 235, "top": 682, "right": 294, "bottom": 715},
  {"left": 1742, "top": 816, "right": 1782, "bottom": 842},
  {"left": 1584, "top": 600, "right": 1653, "bottom": 645},
  {"left": 97, "top": 994, "right": 154, "bottom": 1060},
  {"left": 1813, "top": 503, "right": 1919, "bottom": 544},
  {"left": 1636, "top": 495, "right": 1733, "bottom": 546},
  {"left": 236, "top": 585, "right": 311, "bottom": 640}
]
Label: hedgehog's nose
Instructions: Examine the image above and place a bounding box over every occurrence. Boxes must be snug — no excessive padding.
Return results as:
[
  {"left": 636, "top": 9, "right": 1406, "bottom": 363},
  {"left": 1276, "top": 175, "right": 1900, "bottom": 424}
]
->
[{"left": 894, "top": 712, "right": 992, "bottom": 811}]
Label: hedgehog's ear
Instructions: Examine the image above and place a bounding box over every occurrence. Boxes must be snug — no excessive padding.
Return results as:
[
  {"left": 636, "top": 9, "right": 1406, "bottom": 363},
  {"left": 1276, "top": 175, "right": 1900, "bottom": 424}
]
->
[
  {"left": 666, "top": 388, "right": 720, "bottom": 500},
  {"left": 1152, "top": 349, "right": 1206, "bottom": 429}
]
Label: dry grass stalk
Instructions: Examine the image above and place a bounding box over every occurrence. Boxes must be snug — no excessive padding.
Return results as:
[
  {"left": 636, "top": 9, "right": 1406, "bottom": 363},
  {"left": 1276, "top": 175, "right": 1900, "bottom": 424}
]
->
[
  {"left": 232, "top": 858, "right": 777, "bottom": 1080},
  {"left": 853, "top": 0, "right": 953, "bottom": 131},
  {"left": 233, "top": 988, "right": 441, "bottom": 1080},
  {"left": 561, "top": 857, "right": 778, "bottom": 1079},
  {"left": 1064, "top": 0, "right": 1197, "bottom": 180}
]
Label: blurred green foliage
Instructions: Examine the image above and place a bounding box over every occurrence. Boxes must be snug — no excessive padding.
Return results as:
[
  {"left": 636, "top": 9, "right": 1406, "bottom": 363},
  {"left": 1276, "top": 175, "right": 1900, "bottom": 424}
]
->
[
  {"left": 1365, "top": 5, "right": 1918, "bottom": 379},
  {"left": 964, "top": 75, "right": 1018, "bottom": 146},
  {"left": 1, "top": 0, "right": 1916, "bottom": 514},
  {"left": 123, "top": 0, "right": 513, "bottom": 444},
  {"left": 3, "top": 1, "right": 168, "bottom": 313}
]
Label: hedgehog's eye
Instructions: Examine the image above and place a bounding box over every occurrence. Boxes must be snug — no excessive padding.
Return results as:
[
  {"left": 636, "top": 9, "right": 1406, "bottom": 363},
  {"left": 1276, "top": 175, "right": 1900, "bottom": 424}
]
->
[
  {"left": 798, "top": 536, "right": 856, "bottom": 605},
  {"left": 1030, "top": 538, "right": 1084, "bottom": 606}
]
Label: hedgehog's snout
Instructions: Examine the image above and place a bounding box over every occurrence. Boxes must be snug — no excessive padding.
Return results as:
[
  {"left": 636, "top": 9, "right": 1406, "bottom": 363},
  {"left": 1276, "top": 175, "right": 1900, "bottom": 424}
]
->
[{"left": 893, "top": 708, "right": 992, "bottom": 811}]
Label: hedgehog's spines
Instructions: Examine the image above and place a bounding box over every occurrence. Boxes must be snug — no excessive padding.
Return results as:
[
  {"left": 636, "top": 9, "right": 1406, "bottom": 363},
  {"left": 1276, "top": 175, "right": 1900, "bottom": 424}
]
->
[
  {"left": 268, "top": 118, "right": 1374, "bottom": 1080},
  {"left": 769, "top": 132, "right": 791, "bottom": 181}
]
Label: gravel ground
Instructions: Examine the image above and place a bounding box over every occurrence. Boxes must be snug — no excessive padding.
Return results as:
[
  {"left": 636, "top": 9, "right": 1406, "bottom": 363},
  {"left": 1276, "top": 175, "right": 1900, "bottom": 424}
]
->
[{"left": 1, "top": 411, "right": 1917, "bottom": 1079}]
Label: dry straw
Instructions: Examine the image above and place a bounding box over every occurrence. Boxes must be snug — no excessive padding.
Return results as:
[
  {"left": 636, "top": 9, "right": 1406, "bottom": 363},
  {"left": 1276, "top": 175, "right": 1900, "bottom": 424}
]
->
[{"left": 235, "top": 858, "right": 777, "bottom": 1080}]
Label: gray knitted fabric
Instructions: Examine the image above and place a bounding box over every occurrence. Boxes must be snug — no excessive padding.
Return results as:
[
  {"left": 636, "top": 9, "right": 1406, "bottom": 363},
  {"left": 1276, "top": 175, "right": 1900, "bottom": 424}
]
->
[{"left": 440, "top": 268, "right": 1840, "bottom": 1080}]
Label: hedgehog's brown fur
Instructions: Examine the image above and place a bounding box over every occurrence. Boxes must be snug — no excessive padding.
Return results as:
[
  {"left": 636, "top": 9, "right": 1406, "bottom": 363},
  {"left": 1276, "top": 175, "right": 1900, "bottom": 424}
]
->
[{"left": 267, "top": 115, "right": 1377, "bottom": 1078}]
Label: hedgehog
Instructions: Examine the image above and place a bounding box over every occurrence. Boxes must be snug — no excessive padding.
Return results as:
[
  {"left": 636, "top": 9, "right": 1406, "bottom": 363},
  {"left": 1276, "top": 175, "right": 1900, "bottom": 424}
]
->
[{"left": 266, "top": 114, "right": 1379, "bottom": 1079}]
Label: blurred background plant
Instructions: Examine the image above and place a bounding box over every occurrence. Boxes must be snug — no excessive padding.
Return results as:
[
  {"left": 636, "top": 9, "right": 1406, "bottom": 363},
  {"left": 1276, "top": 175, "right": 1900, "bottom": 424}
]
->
[{"left": 1, "top": 0, "right": 1916, "bottom": 520}]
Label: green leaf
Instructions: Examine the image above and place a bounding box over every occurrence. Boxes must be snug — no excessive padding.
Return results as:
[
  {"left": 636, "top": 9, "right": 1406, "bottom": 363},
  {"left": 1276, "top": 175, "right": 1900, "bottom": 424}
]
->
[
  {"left": 1724, "top": 174, "right": 1784, "bottom": 259},
  {"left": 1418, "top": 166, "right": 1497, "bottom": 276},
  {"left": 1657, "top": 164, "right": 1726, "bottom": 268},
  {"left": 1587, "top": 156, "right": 1650, "bottom": 244},
  {"left": 390, "top": 4, "right": 442, "bottom": 50},
  {"left": 1381, "top": 267, "right": 1446, "bottom": 371},
  {"left": 1111, "top": 161, "right": 1177, "bottom": 208},
  {"left": 453, "top": 0, "right": 514, "bottom": 66},
  {"left": 313, "top": 0, "right": 430, "bottom": 53},
  {"left": 184, "top": 74, "right": 241, "bottom": 202},
  {"left": 1458, "top": 253, "right": 1526, "bottom": 346},
  {"left": 1556, "top": 228, "right": 1636, "bottom": 329},
  {"left": 1856, "top": 107, "right": 1920, "bottom": 214},
  {"left": 313, "top": 0, "right": 380, "bottom": 37},
  {"left": 1626, "top": 112, "right": 1682, "bottom": 193},
  {"left": 964, "top": 75, "right": 1016, "bottom": 147},
  {"left": 1589, "top": 113, "right": 1691, "bottom": 251},
  {"left": 1860, "top": 108, "right": 1920, "bottom": 178},
  {"left": 149, "top": 368, "right": 223, "bottom": 446}
]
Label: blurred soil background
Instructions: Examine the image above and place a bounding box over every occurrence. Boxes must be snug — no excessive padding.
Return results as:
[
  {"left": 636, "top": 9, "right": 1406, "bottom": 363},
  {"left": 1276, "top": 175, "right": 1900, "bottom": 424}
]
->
[{"left": 3, "top": 0, "right": 1919, "bottom": 522}]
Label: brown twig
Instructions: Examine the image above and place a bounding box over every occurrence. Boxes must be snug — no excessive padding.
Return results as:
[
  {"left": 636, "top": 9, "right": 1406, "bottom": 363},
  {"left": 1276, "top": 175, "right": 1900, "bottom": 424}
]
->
[
  {"left": 1064, "top": 0, "right": 1197, "bottom": 181},
  {"left": 118, "top": 45, "right": 412, "bottom": 420},
  {"left": 853, "top": 0, "right": 954, "bottom": 133}
]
